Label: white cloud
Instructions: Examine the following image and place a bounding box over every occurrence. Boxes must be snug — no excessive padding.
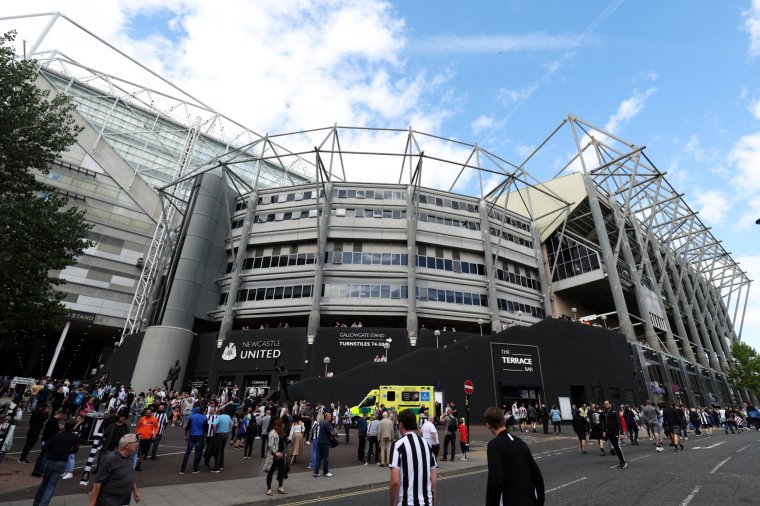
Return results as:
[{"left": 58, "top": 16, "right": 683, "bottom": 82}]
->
[
  {"left": 414, "top": 32, "right": 584, "bottom": 55},
  {"left": 727, "top": 131, "right": 760, "bottom": 195},
  {"left": 749, "top": 98, "right": 760, "bottom": 120},
  {"left": 471, "top": 115, "right": 494, "bottom": 135},
  {"left": 604, "top": 87, "right": 657, "bottom": 134},
  {"left": 732, "top": 198, "right": 760, "bottom": 232},
  {"left": 743, "top": 0, "right": 760, "bottom": 57},
  {"left": 692, "top": 189, "right": 733, "bottom": 224}
]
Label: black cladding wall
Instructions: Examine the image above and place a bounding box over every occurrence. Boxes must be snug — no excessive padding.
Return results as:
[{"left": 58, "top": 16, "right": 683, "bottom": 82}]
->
[
  {"left": 101, "top": 332, "right": 144, "bottom": 386},
  {"left": 289, "top": 319, "right": 640, "bottom": 417}
]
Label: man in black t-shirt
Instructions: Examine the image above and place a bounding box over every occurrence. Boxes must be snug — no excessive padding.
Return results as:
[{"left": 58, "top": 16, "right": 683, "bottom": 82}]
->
[
  {"left": 90, "top": 433, "right": 141, "bottom": 506},
  {"left": 484, "top": 406, "right": 544, "bottom": 505},
  {"left": 662, "top": 402, "right": 684, "bottom": 451}
]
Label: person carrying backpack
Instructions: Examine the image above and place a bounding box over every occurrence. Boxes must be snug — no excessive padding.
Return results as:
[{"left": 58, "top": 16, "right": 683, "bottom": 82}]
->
[{"left": 442, "top": 408, "right": 458, "bottom": 461}]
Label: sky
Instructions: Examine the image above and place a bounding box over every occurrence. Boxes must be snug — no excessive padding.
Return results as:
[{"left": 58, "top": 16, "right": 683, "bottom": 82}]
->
[{"left": 2, "top": 1, "right": 759, "bottom": 351}]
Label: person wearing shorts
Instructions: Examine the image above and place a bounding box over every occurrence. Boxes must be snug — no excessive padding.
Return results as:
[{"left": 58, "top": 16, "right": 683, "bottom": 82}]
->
[
  {"left": 641, "top": 400, "right": 663, "bottom": 451},
  {"left": 662, "top": 402, "right": 684, "bottom": 452},
  {"left": 572, "top": 409, "right": 590, "bottom": 454}
]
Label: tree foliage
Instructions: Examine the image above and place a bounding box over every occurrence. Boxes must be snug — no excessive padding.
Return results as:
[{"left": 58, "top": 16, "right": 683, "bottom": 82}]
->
[
  {"left": 726, "top": 341, "right": 760, "bottom": 397},
  {"left": 0, "top": 31, "right": 91, "bottom": 334}
]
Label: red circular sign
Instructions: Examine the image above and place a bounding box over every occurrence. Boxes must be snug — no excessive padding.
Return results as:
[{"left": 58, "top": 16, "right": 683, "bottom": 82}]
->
[{"left": 464, "top": 380, "right": 474, "bottom": 395}]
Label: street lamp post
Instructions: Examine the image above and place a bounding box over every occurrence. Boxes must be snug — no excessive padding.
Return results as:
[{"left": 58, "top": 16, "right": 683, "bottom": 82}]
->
[
  {"left": 601, "top": 315, "right": 607, "bottom": 329},
  {"left": 478, "top": 319, "right": 483, "bottom": 336},
  {"left": 383, "top": 342, "right": 390, "bottom": 360},
  {"left": 571, "top": 307, "right": 578, "bottom": 322},
  {"left": 434, "top": 330, "right": 440, "bottom": 349},
  {"left": 516, "top": 310, "right": 523, "bottom": 326},
  {"left": 323, "top": 356, "right": 331, "bottom": 377}
]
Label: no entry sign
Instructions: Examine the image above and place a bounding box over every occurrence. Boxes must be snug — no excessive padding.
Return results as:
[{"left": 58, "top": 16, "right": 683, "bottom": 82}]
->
[{"left": 464, "top": 379, "right": 474, "bottom": 395}]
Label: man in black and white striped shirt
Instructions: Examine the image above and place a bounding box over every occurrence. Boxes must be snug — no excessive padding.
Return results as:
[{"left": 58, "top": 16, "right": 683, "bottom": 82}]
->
[
  {"left": 150, "top": 404, "right": 170, "bottom": 460},
  {"left": 203, "top": 406, "right": 218, "bottom": 468},
  {"left": 389, "top": 409, "right": 437, "bottom": 506}
]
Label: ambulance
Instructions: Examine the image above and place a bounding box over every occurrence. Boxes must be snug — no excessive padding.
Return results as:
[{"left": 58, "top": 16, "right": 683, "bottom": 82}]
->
[{"left": 350, "top": 385, "right": 435, "bottom": 424}]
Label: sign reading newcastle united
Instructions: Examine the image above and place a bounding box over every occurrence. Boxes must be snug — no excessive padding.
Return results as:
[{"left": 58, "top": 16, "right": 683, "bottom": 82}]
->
[
  {"left": 222, "top": 339, "right": 282, "bottom": 361},
  {"left": 337, "top": 331, "right": 388, "bottom": 347}
]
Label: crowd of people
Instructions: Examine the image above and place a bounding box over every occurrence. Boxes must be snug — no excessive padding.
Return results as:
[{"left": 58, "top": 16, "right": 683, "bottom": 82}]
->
[
  {"left": 501, "top": 399, "right": 760, "bottom": 469},
  {"left": 4, "top": 374, "right": 757, "bottom": 505}
]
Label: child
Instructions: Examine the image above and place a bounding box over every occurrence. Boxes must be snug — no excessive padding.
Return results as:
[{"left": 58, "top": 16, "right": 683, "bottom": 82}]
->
[{"left": 458, "top": 418, "right": 468, "bottom": 461}]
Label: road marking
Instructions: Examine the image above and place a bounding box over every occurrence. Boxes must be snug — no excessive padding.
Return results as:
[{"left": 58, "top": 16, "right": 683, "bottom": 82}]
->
[
  {"left": 736, "top": 444, "right": 752, "bottom": 453},
  {"left": 545, "top": 476, "right": 587, "bottom": 493},
  {"left": 705, "top": 441, "right": 725, "bottom": 449},
  {"left": 680, "top": 485, "right": 701, "bottom": 505},
  {"left": 709, "top": 456, "right": 731, "bottom": 474},
  {"left": 609, "top": 453, "right": 649, "bottom": 468}
]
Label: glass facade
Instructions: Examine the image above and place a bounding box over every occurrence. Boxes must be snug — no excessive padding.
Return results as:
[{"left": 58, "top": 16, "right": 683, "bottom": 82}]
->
[{"left": 546, "top": 232, "right": 602, "bottom": 281}]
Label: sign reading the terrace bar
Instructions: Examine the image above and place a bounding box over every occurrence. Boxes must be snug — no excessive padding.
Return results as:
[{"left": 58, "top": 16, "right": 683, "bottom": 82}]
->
[
  {"left": 490, "top": 343, "right": 543, "bottom": 385},
  {"left": 222, "top": 339, "right": 282, "bottom": 361}
]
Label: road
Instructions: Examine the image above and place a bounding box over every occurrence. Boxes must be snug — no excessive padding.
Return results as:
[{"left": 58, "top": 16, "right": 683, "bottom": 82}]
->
[{"left": 315, "top": 430, "right": 760, "bottom": 505}]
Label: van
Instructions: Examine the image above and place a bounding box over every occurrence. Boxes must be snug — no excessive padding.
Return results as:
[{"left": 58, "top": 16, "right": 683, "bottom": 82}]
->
[{"left": 350, "top": 385, "right": 435, "bottom": 424}]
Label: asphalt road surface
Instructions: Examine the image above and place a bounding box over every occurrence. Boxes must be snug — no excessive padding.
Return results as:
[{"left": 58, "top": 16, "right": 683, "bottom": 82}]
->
[
  {"left": 313, "top": 430, "right": 760, "bottom": 505},
  {"left": 2, "top": 416, "right": 759, "bottom": 505}
]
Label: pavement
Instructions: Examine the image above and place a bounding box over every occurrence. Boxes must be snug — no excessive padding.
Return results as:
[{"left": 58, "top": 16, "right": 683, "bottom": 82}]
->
[{"left": 0, "top": 406, "right": 515, "bottom": 506}]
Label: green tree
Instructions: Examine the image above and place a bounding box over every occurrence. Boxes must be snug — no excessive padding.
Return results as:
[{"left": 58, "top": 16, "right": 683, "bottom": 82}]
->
[
  {"left": 726, "top": 341, "right": 760, "bottom": 397},
  {"left": 0, "top": 31, "right": 91, "bottom": 334}
]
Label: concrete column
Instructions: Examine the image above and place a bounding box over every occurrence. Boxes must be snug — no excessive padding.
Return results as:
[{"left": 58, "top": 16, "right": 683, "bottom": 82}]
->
[
  {"left": 681, "top": 271, "right": 722, "bottom": 372},
  {"left": 479, "top": 200, "right": 503, "bottom": 333},
  {"left": 532, "top": 225, "right": 554, "bottom": 318},
  {"left": 307, "top": 182, "right": 333, "bottom": 339},
  {"left": 697, "top": 281, "right": 733, "bottom": 363},
  {"left": 217, "top": 189, "right": 259, "bottom": 348},
  {"left": 405, "top": 186, "right": 419, "bottom": 345},
  {"left": 581, "top": 173, "right": 636, "bottom": 342},
  {"left": 133, "top": 171, "right": 231, "bottom": 391},
  {"left": 617, "top": 224, "right": 661, "bottom": 351},
  {"left": 691, "top": 279, "right": 730, "bottom": 371},
  {"left": 632, "top": 344, "right": 656, "bottom": 401},
  {"left": 652, "top": 251, "right": 698, "bottom": 364},
  {"left": 630, "top": 226, "right": 680, "bottom": 357}
]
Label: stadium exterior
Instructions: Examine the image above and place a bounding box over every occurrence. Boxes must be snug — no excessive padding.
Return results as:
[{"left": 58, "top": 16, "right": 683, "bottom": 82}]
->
[{"left": 4, "top": 13, "right": 754, "bottom": 411}]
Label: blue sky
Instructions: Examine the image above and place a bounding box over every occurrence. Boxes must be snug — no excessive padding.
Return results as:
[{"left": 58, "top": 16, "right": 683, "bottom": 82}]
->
[{"left": 5, "top": 0, "right": 760, "bottom": 350}]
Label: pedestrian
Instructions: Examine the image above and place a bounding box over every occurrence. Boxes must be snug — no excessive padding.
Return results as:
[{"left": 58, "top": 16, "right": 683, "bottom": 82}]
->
[
  {"left": 210, "top": 404, "right": 232, "bottom": 472},
  {"left": 442, "top": 408, "right": 458, "bottom": 461},
  {"left": 259, "top": 409, "right": 271, "bottom": 459},
  {"left": 32, "top": 419, "right": 80, "bottom": 506},
  {"left": 31, "top": 410, "right": 65, "bottom": 477},
  {"left": 420, "top": 412, "right": 440, "bottom": 465},
  {"left": 357, "top": 412, "right": 368, "bottom": 463},
  {"left": 458, "top": 417, "right": 468, "bottom": 461},
  {"left": 288, "top": 417, "right": 305, "bottom": 465},
  {"left": 179, "top": 407, "right": 208, "bottom": 474},
  {"left": 88, "top": 433, "right": 141, "bottom": 505},
  {"left": 527, "top": 404, "right": 538, "bottom": 433},
  {"left": 572, "top": 408, "right": 590, "bottom": 454},
  {"left": 134, "top": 408, "right": 158, "bottom": 471},
  {"left": 588, "top": 404, "right": 606, "bottom": 455},
  {"left": 550, "top": 405, "right": 562, "bottom": 433},
  {"left": 602, "top": 399, "right": 627, "bottom": 468},
  {"left": 641, "top": 399, "right": 663, "bottom": 452},
  {"left": 364, "top": 413, "right": 380, "bottom": 465},
  {"left": 18, "top": 405, "right": 48, "bottom": 463},
  {"left": 101, "top": 413, "right": 131, "bottom": 456},
  {"left": 243, "top": 409, "right": 257, "bottom": 460},
  {"left": 263, "top": 418, "right": 288, "bottom": 496},
  {"left": 342, "top": 405, "right": 351, "bottom": 443},
  {"left": 313, "top": 412, "right": 334, "bottom": 477},
  {"left": 389, "top": 409, "right": 438, "bottom": 506},
  {"left": 537, "top": 404, "right": 548, "bottom": 434},
  {"left": 662, "top": 401, "right": 685, "bottom": 452},
  {"left": 150, "top": 404, "right": 170, "bottom": 460},
  {"left": 378, "top": 411, "right": 394, "bottom": 467},
  {"left": 484, "top": 407, "right": 545, "bottom": 505}
]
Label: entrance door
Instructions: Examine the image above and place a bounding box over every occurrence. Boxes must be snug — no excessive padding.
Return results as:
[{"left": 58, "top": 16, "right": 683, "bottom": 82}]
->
[{"left": 499, "top": 386, "right": 541, "bottom": 410}]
